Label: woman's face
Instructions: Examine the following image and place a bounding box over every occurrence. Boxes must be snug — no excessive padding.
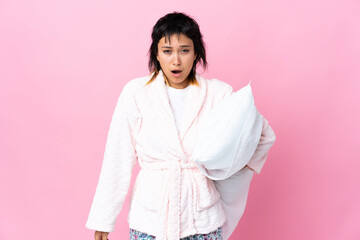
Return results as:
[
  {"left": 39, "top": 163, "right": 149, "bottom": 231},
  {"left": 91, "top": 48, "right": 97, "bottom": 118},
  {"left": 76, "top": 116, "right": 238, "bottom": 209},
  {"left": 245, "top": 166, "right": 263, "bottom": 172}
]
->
[{"left": 157, "top": 33, "right": 197, "bottom": 89}]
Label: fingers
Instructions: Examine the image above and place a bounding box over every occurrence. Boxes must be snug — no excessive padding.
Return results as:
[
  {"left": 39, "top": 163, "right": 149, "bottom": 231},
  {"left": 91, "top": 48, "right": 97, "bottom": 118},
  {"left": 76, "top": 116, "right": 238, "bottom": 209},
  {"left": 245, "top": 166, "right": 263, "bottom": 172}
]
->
[
  {"left": 102, "top": 232, "right": 109, "bottom": 240},
  {"left": 94, "top": 231, "right": 101, "bottom": 240},
  {"left": 94, "top": 231, "right": 109, "bottom": 240}
]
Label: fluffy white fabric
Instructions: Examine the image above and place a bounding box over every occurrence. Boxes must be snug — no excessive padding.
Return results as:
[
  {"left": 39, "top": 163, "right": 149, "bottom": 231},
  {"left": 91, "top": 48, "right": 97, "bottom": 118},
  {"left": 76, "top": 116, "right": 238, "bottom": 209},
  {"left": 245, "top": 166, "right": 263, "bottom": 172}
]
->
[
  {"left": 214, "top": 166, "right": 254, "bottom": 240},
  {"left": 192, "top": 81, "right": 263, "bottom": 180},
  {"left": 191, "top": 81, "right": 276, "bottom": 240}
]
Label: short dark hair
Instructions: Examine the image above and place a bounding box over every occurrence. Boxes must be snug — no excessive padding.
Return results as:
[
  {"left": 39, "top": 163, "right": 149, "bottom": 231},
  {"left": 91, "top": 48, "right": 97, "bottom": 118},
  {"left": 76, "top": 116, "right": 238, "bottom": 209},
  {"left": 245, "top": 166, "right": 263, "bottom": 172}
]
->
[{"left": 146, "top": 11, "right": 207, "bottom": 86}]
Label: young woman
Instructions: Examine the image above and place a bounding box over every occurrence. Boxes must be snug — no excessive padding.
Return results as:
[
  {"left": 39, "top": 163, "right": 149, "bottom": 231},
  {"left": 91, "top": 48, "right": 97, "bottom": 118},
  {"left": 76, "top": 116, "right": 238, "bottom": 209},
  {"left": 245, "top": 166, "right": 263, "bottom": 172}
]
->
[{"left": 86, "top": 12, "right": 275, "bottom": 240}]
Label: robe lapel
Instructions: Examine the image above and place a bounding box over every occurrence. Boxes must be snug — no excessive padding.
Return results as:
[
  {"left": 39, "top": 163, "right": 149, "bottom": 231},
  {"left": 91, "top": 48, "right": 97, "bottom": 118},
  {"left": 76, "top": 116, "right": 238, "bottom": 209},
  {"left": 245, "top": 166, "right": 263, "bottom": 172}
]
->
[
  {"left": 178, "top": 72, "right": 207, "bottom": 141},
  {"left": 149, "top": 70, "right": 207, "bottom": 153}
]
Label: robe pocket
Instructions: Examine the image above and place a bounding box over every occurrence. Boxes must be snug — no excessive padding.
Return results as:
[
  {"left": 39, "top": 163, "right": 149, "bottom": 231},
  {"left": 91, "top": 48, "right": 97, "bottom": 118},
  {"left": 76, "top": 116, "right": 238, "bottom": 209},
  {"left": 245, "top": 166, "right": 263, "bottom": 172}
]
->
[
  {"left": 196, "top": 174, "right": 221, "bottom": 212},
  {"left": 132, "top": 171, "right": 163, "bottom": 213}
]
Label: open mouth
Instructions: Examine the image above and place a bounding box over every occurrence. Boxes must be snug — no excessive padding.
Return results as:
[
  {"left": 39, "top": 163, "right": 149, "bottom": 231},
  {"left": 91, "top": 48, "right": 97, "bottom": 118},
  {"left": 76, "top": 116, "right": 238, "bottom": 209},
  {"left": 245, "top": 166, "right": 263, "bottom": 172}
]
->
[{"left": 171, "top": 70, "right": 182, "bottom": 74}]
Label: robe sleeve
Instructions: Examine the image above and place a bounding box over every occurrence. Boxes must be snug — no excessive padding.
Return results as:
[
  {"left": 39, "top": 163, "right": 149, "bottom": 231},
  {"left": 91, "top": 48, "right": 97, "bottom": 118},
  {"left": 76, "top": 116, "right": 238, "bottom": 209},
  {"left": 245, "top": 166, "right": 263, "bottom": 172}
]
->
[
  {"left": 85, "top": 82, "right": 140, "bottom": 232},
  {"left": 246, "top": 116, "right": 276, "bottom": 174}
]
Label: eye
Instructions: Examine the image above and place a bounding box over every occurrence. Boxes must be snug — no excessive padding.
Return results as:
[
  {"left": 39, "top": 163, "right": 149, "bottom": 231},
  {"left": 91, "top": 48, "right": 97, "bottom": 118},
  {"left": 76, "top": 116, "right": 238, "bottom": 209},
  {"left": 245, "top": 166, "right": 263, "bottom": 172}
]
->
[
  {"left": 182, "top": 49, "right": 189, "bottom": 53},
  {"left": 163, "top": 50, "right": 171, "bottom": 54}
]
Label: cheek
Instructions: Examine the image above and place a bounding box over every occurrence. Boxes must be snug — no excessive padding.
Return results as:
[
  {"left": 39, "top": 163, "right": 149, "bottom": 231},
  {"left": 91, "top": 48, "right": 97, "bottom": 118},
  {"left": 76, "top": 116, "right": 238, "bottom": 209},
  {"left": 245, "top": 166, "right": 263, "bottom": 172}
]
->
[
  {"left": 185, "top": 56, "right": 196, "bottom": 66},
  {"left": 157, "top": 58, "right": 165, "bottom": 67},
  {"left": 158, "top": 55, "right": 169, "bottom": 65}
]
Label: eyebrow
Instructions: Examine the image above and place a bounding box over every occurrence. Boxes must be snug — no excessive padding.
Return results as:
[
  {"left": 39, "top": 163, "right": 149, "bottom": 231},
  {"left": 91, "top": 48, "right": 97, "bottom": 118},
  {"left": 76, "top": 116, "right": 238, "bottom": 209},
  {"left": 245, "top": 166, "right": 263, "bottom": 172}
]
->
[{"left": 161, "top": 45, "right": 192, "bottom": 48}]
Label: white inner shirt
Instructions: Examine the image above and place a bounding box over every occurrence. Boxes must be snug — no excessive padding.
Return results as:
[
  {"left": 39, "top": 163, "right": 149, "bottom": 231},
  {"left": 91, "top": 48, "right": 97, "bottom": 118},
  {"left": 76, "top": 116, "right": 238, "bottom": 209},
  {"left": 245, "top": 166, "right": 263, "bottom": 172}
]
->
[{"left": 166, "top": 84, "right": 190, "bottom": 133}]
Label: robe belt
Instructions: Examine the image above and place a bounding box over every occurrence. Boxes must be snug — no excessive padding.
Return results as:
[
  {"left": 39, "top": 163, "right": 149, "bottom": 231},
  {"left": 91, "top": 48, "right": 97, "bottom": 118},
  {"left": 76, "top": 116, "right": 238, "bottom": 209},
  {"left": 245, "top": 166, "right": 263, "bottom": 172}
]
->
[{"left": 140, "top": 160, "right": 198, "bottom": 240}]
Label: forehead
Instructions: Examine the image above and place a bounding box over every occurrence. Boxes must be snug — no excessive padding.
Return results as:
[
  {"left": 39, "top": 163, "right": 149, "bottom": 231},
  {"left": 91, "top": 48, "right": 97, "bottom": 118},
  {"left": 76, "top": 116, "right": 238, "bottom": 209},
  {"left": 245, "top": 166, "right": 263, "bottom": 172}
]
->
[{"left": 159, "top": 33, "right": 193, "bottom": 46}]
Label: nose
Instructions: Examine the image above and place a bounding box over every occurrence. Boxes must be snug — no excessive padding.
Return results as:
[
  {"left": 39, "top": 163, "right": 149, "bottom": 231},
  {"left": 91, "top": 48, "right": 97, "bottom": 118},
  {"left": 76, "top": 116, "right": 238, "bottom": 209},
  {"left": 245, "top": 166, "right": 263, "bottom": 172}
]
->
[{"left": 172, "top": 53, "right": 181, "bottom": 66}]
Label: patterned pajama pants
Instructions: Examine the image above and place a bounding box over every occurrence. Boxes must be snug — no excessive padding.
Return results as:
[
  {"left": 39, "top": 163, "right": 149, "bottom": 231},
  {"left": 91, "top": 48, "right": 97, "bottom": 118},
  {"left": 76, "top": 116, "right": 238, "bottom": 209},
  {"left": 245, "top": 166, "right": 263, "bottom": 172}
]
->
[{"left": 129, "top": 227, "right": 223, "bottom": 240}]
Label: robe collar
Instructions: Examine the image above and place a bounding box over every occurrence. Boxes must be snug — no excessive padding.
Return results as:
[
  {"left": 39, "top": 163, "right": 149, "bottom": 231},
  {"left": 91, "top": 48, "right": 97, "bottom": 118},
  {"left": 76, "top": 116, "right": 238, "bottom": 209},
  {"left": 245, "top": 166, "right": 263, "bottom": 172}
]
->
[{"left": 148, "top": 69, "right": 207, "bottom": 150}]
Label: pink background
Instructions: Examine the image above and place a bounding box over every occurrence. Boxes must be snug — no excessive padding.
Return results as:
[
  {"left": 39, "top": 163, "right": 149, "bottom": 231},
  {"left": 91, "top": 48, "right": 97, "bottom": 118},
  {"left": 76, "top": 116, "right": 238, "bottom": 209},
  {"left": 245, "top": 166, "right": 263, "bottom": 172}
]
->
[{"left": 1, "top": 0, "right": 359, "bottom": 239}]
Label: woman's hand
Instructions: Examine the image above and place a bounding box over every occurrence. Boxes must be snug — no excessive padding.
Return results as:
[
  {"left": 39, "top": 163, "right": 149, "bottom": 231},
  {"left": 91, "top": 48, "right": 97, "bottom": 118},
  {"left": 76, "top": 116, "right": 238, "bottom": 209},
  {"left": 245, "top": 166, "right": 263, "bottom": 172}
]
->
[{"left": 94, "top": 231, "right": 109, "bottom": 240}]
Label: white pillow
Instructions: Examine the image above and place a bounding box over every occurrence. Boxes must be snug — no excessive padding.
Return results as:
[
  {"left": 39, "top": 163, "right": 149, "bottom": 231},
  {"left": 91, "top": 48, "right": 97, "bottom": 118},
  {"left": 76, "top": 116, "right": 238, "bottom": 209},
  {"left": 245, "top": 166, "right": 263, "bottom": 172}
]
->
[{"left": 192, "top": 81, "right": 263, "bottom": 180}]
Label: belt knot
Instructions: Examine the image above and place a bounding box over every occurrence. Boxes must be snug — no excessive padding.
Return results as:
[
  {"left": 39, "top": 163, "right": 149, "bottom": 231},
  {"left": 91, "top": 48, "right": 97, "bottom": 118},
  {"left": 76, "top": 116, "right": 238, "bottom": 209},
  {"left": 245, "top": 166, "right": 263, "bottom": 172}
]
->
[{"left": 149, "top": 158, "right": 198, "bottom": 240}]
